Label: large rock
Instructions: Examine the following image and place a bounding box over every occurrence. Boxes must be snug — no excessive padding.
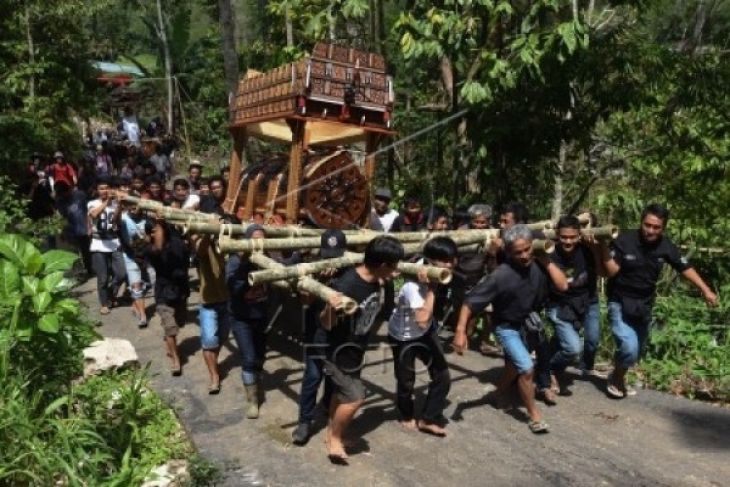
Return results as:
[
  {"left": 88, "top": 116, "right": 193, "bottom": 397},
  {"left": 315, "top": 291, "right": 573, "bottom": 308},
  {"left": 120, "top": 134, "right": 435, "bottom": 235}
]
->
[
  {"left": 82, "top": 338, "right": 139, "bottom": 377},
  {"left": 141, "top": 460, "right": 190, "bottom": 487}
]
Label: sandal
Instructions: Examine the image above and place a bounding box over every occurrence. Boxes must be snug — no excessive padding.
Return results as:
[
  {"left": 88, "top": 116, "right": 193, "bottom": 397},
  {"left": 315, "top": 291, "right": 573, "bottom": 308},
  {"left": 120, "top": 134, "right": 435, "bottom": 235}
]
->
[
  {"left": 100, "top": 306, "right": 110, "bottom": 315},
  {"left": 605, "top": 373, "right": 626, "bottom": 399},
  {"left": 528, "top": 420, "right": 550, "bottom": 434},
  {"left": 208, "top": 382, "right": 221, "bottom": 395}
]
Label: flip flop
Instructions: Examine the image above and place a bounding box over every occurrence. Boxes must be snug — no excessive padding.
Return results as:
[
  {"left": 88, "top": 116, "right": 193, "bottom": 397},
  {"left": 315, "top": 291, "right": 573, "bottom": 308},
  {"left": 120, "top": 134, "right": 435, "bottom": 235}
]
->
[
  {"left": 528, "top": 420, "right": 550, "bottom": 434},
  {"left": 605, "top": 373, "right": 626, "bottom": 399},
  {"left": 208, "top": 383, "right": 221, "bottom": 395}
]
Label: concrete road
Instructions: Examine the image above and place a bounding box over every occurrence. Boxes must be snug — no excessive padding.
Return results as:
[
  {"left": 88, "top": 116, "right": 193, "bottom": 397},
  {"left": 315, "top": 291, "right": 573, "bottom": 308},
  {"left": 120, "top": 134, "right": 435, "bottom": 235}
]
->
[{"left": 76, "top": 278, "right": 730, "bottom": 487}]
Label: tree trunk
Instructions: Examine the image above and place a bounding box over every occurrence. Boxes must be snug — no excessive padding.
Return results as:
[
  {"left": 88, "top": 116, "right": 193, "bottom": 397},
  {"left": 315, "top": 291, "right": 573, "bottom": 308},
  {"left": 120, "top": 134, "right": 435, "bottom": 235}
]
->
[
  {"left": 218, "top": 0, "right": 239, "bottom": 99},
  {"left": 327, "top": 5, "right": 336, "bottom": 41},
  {"left": 440, "top": 56, "right": 454, "bottom": 110},
  {"left": 25, "top": 6, "right": 35, "bottom": 101},
  {"left": 258, "top": 0, "right": 268, "bottom": 41},
  {"left": 284, "top": 2, "right": 294, "bottom": 47},
  {"left": 155, "top": 0, "right": 174, "bottom": 135},
  {"left": 552, "top": 139, "right": 567, "bottom": 220}
]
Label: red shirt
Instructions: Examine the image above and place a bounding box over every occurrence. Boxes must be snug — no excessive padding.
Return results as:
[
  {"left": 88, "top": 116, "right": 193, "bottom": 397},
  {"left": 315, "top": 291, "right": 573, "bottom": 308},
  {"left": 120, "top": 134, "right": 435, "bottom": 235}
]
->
[{"left": 51, "top": 162, "right": 77, "bottom": 187}]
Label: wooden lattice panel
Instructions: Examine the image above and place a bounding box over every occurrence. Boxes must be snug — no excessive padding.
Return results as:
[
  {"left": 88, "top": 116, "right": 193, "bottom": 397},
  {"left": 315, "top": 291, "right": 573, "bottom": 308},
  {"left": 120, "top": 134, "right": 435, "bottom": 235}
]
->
[{"left": 230, "top": 43, "right": 393, "bottom": 128}]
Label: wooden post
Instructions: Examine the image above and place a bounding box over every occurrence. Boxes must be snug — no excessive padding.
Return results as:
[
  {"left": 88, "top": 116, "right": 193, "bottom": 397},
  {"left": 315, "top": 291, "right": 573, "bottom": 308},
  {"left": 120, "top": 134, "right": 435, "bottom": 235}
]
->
[
  {"left": 364, "top": 132, "right": 380, "bottom": 182},
  {"left": 242, "top": 173, "right": 262, "bottom": 221},
  {"left": 223, "top": 128, "right": 247, "bottom": 214},
  {"left": 286, "top": 120, "right": 306, "bottom": 224}
]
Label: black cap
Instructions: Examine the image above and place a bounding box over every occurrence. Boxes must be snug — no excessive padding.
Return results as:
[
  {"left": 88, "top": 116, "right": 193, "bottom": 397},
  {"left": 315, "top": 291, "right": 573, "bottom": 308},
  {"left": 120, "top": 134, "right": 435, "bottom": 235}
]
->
[
  {"left": 374, "top": 188, "right": 392, "bottom": 200},
  {"left": 244, "top": 224, "right": 265, "bottom": 239},
  {"left": 320, "top": 229, "right": 346, "bottom": 258}
]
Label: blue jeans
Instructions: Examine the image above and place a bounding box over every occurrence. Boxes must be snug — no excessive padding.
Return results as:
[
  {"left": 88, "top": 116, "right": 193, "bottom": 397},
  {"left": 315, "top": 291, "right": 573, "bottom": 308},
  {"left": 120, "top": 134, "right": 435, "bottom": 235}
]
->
[
  {"left": 608, "top": 301, "right": 650, "bottom": 368},
  {"left": 547, "top": 302, "right": 600, "bottom": 373},
  {"left": 230, "top": 316, "right": 267, "bottom": 385},
  {"left": 495, "top": 324, "right": 534, "bottom": 375},
  {"left": 297, "top": 317, "right": 332, "bottom": 424},
  {"left": 198, "top": 302, "right": 230, "bottom": 350}
]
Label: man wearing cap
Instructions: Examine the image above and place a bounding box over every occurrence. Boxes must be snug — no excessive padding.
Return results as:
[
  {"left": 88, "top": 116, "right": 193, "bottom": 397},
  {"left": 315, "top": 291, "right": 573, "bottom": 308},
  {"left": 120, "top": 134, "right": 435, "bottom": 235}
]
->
[
  {"left": 50, "top": 151, "right": 77, "bottom": 189},
  {"left": 292, "top": 229, "right": 346, "bottom": 445},
  {"left": 369, "top": 188, "right": 399, "bottom": 232}
]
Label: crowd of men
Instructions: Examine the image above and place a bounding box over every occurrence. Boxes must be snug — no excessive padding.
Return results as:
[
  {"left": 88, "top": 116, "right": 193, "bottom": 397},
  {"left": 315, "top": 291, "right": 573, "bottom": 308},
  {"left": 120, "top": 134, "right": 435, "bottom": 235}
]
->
[{"left": 20, "top": 148, "right": 719, "bottom": 464}]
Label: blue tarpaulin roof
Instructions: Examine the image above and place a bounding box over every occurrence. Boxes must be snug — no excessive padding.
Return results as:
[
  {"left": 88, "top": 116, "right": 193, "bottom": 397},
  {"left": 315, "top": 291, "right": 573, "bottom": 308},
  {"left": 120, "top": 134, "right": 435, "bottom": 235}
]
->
[{"left": 92, "top": 61, "right": 145, "bottom": 77}]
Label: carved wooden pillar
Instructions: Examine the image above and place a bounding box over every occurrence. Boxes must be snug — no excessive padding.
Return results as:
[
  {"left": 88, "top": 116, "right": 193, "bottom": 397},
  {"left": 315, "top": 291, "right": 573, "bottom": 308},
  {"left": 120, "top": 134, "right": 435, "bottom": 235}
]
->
[
  {"left": 364, "top": 132, "right": 380, "bottom": 182},
  {"left": 286, "top": 120, "right": 307, "bottom": 224},
  {"left": 222, "top": 128, "right": 247, "bottom": 214}
]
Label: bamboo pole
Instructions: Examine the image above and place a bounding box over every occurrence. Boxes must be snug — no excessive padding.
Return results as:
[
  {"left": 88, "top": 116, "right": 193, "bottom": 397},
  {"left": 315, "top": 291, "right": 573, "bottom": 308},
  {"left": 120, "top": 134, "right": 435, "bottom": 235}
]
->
[
  {"left": 217, "top": 230, "right": 498, "bottom": 253},
  {"left": 248, "top": 252, "right": 452, "bottom": 286},
  {"left": 181, "top": 220, "right": 322, "bottom": 238},
  {"left": 541, "top": 226, "right": 618, "bottom": 241},
  {"left": 403, "top": 238, "right": 554, "bottom": 256},
  {"left": 397, "top": 262, "right": 453, "bottom": 284},
  {"left": 247, "top": 252, "right": 358, "bottom": 314}
]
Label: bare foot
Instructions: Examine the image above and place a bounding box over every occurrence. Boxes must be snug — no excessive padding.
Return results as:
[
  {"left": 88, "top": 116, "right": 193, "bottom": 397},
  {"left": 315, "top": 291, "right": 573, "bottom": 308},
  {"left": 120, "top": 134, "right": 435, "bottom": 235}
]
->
[
  {"left": 399, "top": 419, "right": 417, "bottom": 431},
  {"left": 417, "top": 420, "right": 447, "bottom": 437},
  {"left": 324, "top": 429, "right": 348, "bottom": 465}
]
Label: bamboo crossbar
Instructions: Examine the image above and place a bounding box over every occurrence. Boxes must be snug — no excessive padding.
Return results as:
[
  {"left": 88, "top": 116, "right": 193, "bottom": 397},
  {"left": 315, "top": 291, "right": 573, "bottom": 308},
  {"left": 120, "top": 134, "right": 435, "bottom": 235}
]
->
[
  {"left": 247, "top": 253, "right": 358, "bottom": 314},
  {"left": 248, "top": 252, "right": 452, "bottom": 286}
]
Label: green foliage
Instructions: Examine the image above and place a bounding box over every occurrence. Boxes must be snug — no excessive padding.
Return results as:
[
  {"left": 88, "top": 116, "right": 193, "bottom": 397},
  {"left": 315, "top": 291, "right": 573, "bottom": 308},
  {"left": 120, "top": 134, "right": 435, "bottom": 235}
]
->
[
  {"left": 0, "top": 234, "right": 198, "bottom": 485},
  {"left": 0, "top": 234, "right": 96, "bottom": 400},
  {"left": 0, "top": 0, "right": 108, "bottom": 172},
  {"left": 641, "top": 285, "right": 730, "bottom": 401},
  {"left": 186, "top": 455, "right": 223, "bottom": 487},
  {"left": 0, "top": 368, "right": 195, "bottom": 486}
]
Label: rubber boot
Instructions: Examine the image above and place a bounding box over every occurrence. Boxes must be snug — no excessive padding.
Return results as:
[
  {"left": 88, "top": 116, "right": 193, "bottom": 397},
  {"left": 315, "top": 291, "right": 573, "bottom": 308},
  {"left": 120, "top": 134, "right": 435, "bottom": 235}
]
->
[{"left": 244, "top": 384, "right": 259, "bottom": 419}]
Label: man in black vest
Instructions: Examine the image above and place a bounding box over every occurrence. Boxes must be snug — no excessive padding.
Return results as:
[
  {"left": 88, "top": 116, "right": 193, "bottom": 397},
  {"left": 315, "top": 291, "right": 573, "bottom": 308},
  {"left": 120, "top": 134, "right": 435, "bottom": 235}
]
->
[{"left": 600, "top": 203, "right": 717, "bottom": 398}]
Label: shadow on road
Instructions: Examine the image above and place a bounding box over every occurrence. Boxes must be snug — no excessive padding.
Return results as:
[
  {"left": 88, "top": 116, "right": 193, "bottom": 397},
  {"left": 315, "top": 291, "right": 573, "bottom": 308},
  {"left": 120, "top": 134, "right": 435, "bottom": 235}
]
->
[{"left": 671, "top": 408, "right": 730, "bottom": 450}]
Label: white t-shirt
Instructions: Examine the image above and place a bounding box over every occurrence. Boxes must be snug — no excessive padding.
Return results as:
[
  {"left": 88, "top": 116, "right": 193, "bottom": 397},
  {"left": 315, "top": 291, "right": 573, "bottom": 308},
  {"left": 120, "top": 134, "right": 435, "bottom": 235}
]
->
[
  {"left": 87, "top": 199, "right": 120, "bottom": 252},
  {"left": 122, "top": 115, "right": 141, "bottom": 146},
  {"left": 388, "top": 281, "right": 430, "bottom": 341},
  {"left": 369, "top": 208, "right": 399, "bottom": 232},
  {"left": 182, "top": 194, "right": 200, "bottom": 210}
]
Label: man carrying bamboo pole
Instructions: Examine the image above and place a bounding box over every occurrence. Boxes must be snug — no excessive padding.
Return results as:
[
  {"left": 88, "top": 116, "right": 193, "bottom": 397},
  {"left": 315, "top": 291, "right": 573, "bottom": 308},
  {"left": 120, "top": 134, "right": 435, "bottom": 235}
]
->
[
  {"left": 189, "top": 230, "right": 230, "bottom": 395},
  {"left": 320, "top": 236, "right": 403, "bottom": 464},
  {"left": 226, "top": 225, "right": 270, "bottom": 418},
  {"left": 600, "top": 203, "right": 718, "bottom": 399},
  {"left": 544, "top": 216, "right": 605, "bottom": 400},
  {"left": 453, "top": 225, "right": 568, "bottom": 434},
  {"left": 388, "top": 237, "right": 456, "bottom": 437},
  {"left": 292, "top": 229, "right": 347, "bottom": 446}
]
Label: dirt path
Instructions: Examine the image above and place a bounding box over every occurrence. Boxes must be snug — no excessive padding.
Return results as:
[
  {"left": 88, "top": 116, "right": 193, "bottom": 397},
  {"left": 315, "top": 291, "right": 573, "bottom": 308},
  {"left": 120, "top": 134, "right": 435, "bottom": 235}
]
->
[{"left": 76, "top": 277, "right": 730, "bottom": 487}]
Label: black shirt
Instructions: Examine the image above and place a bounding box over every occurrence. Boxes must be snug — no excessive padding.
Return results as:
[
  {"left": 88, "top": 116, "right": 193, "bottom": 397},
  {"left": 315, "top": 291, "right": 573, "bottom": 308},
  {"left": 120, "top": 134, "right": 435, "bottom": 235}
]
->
[
  {"left": 548, "top": 243, "right": 598, "bottom": 306},
  {"left": 464, "top": 260, "right": 549, "bottom": 326},
  {"left": 607, "top": 229, "right": 691, "bottom": 301},
  {"left": 327, "top": 267, "right": 395, "bottom": 371},
  {"left": 226, "top": 254, "right": 268, "bottom": 320},
  {"left": 391, "top": 213, "right": 427, "bottom": 232},
  {"left": 199, "top": 195, "right": 223, "bottom": 215},
  {"left": 146, "top": 230, "right": 190, "bottom": 304}
]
